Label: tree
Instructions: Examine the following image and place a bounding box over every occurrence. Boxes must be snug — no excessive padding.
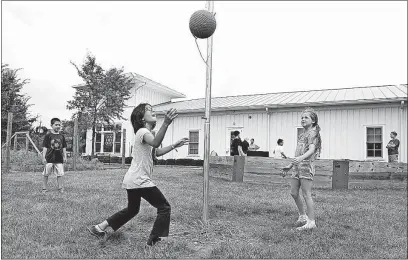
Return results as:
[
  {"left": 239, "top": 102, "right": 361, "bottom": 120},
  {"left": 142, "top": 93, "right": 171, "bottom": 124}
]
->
[
  {"left": 67, "top": 53, "right": 133, "bottom": 156},
  {"left": 1, "top": 64, "right": 37, "bottom": 143},
  {"left": 61, "top": 118, "right": 88, "bottom": 155}
]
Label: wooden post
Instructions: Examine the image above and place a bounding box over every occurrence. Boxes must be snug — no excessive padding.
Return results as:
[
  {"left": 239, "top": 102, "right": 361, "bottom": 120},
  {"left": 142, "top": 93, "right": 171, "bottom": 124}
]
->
[
  {"left": 26, "top": 134, "right": 42, "bottom": 155},
  {"left": 25, "top": 133, "right": 29, "bottom": 152},
  {"left": 122, "top": 129, "right": 126, "bottom": 168},
  {"left": 332, "top": 160, "right": 349, "bottom": 189},
  {"left": 232, "top": 155, "right": 245, "bottom": 182},
  {"left": 5, "top": 113, "right": 13, "bottom": 173},
  {"left": 13, "top": 132, "right": 17, "bottom": 150},
  {"left": 73, "top": 117, "right": 78, "bottom": 171}
]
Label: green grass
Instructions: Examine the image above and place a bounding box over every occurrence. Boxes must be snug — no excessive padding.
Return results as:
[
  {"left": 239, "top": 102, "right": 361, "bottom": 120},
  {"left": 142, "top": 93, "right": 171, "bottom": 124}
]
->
[{"left": 1, "top": 166, "right": 407, "bottom": 259}]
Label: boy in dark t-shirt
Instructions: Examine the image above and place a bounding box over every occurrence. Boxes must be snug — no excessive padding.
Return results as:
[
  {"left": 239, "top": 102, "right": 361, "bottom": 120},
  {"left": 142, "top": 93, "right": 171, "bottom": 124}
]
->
[{"left": 42, "top": 118, "right": 67, "bottom": 193}]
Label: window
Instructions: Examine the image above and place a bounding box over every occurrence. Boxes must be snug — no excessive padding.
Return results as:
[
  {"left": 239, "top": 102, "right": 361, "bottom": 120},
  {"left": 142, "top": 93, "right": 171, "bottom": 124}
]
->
[
  {"left": 189, "top": 131, "right": 199, "bottom": 155},
  {"left": 103, "top": 133, "right": 114, "bottom": 152},
  {"left": 366, "top": 127, "right": 383, "bottom": 158},
  {"left": 115, "top": 131, "right": 121, "bottom": 153},
  {"left": 93, "top": 123, "right": 122, "bottom": 154},
  {"left": 104, "top": 124, "right": 114, "bottom": 131}
]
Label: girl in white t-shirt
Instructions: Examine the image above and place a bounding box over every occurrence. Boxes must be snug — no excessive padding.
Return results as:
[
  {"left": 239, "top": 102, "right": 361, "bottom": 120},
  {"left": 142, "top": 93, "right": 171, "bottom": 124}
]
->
[
  {"left": 88, "top": 103, "right": 188, "bottom": 246},
  {"left": 273, "top": 139, "right": 287, "bottom": 159}
]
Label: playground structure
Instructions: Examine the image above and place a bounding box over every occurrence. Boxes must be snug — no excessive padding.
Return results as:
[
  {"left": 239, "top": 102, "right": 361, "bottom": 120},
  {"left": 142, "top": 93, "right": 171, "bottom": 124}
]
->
[
  {"left": 1, "top": 131, "right": 42, "bottom": 154},
  {"left": 1, "top": 112, "right": 129, "bottom": 173}
]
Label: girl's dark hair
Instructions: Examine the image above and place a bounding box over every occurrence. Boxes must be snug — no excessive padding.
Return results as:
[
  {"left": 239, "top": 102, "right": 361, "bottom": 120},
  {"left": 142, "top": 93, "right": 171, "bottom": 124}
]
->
[
  {"left": 130, "top": 103, "right": 149, "bottom": 134},
  {"left": 277, "top": 138, "right": 283, "bottom": 144}
]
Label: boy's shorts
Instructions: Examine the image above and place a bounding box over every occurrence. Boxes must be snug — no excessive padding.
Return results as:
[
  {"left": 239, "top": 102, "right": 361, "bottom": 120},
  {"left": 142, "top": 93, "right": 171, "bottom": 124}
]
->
[
  {"left": 291, "top": 161, "right": 314, "bottom": 181},
  {"left": 388, "top": 154, "right": 398, "bottom": 163},
  {"left": 43, "top": 163, "right": 65, "bottom": 177}
]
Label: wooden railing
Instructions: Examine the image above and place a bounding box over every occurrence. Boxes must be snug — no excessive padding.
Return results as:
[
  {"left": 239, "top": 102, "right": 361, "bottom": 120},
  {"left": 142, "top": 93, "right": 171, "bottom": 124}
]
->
[{"left": 209, "top": 156, "right": 407, "bottom": 189}]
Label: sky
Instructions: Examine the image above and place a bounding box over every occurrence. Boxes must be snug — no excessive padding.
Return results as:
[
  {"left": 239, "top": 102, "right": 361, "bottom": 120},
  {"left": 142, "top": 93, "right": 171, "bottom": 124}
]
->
[{"left": 2, "top": 1, "right": 407, "bottom": 127}]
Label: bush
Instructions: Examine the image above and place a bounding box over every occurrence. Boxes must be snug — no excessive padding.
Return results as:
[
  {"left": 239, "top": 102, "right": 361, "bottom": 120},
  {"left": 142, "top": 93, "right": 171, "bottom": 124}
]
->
[
  {"left": 166, "top": 159, "right": 176, "bottom": 165},
  {"left": 66, "top": 156, "right": 105, "bottom": 171},
  {"left": 176, "top": 159, "right": 194, "bottom": 166},
  {"left": 1, "top": 149, "right": 43, "bottom": 172},
  {"left": 153, "top": 158, "right": 203, "bottom": 166}
]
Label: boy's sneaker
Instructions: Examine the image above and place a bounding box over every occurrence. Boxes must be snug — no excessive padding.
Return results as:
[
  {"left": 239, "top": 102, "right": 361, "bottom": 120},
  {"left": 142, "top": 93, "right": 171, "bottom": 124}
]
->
[
  {"left": 294, "top": 215, "right": 308, "bottom": 226},
  {"left": 41, "top": 189, "right": 47, "bottom": 194},
  {"left": 146, "top": 236, "right": 162, "bottom": 246},
  {"left": 87, "top": 225, "right": 107, "bottom": 239},
  {"left": 296, "top": 220, "right": 316, "bottom": 231}
]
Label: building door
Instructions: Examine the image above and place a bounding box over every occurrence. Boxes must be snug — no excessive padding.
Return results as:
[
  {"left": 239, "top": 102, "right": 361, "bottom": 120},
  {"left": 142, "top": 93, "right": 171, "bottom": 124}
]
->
[{"left": 226, "top": 127, "right": 243, "bottom": 156}]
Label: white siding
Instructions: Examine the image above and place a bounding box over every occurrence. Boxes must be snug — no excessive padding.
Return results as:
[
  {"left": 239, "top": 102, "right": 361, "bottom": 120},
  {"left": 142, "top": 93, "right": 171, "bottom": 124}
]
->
[
  {"left": 122, "top": 85, "right": 170, "bottom": 120},
  {"left": 267, "top": 103, "right": 407, "bottom": 162},
  {"left": 156, "top": 102, "right": 407, "bottom": 163},
  {"left": 156, "top": 110, "right": 269, "bottom": 160}
]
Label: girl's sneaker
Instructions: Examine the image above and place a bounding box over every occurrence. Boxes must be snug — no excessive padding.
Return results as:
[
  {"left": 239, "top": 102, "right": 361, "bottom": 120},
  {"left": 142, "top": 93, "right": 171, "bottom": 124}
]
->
[
  {"left": 296, "top": 220, "right": 316, "bottom": 231},
  {"left": 294, "top": 215, "right": 308, "bottom": 226},
  {"left": 146, "top": 236, "right": 162, "bottom": 246},
  {"left": 87, "top": 225, "right": 107, "bottom": 239}
]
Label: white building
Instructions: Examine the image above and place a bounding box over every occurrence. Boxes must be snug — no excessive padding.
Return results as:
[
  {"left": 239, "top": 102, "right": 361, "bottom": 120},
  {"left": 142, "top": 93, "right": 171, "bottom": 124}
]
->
[
  {"left": 83, "top": 80, "right": 407, "bottom": 163},
  {"left": 153, "top": 84, "right": 407, "bottom": 163}
]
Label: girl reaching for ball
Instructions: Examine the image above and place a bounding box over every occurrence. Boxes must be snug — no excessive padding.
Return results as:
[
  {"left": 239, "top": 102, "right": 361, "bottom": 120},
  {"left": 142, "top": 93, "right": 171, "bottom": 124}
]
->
[
  {"left": 281, "top": 108, "right": 322, "bottom": 231},
  {"left": 88, "top": 103, "right": 189, "bottom": 246}
]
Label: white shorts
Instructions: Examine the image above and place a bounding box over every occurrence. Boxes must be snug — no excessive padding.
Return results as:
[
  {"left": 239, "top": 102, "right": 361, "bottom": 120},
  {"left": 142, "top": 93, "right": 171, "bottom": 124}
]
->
[{"left": 43, "top": 163, "right": 65, "bottom": 177}]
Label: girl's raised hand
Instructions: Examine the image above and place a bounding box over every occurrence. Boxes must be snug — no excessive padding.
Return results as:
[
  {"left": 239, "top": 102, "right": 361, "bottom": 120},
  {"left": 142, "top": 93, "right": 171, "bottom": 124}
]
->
[
  {"left": 174, "top": 137, "right": 189, "bottom": 148},
  {"left": 164, "top": 108, "right": 178, "bottom": 125}
]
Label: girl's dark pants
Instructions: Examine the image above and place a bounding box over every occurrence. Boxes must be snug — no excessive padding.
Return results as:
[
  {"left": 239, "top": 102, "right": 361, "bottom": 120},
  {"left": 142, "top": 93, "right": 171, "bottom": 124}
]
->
[{"left": 106, "top": 186, "right": 171, "bottom": 238}]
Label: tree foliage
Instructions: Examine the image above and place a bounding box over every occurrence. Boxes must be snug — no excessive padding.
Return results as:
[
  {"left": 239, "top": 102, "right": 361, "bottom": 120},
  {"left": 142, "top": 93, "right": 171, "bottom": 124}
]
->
[
  {"left": 67, "top": 53, "right": 133, "bottom": 155},
  {"left": 1, "top": 64, "right": 37, "bottom": 143}
]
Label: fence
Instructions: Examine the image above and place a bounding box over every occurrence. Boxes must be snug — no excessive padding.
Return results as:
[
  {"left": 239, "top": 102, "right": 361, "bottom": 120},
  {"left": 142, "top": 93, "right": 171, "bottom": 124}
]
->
[
  {"left": 1, "top": 113, "right": 82, "bottom": 173},
  {"left": 210, "top": 156, "right": 407, "bottom": 189}
]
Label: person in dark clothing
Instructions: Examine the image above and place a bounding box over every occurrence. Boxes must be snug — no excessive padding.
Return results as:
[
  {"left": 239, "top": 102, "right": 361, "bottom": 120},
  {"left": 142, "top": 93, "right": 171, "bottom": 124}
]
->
[
  {"left": 231, "top": 131, "right": 245, "bottom": 156},
  {"left": 41, "top": 118, "right": 67, "bottom": 193},
  {"left": 242, "top": 138, "right": 250, "bottom": 155},
  {"left": 386, "top": 131, "right": 400, "bottom": 162}
]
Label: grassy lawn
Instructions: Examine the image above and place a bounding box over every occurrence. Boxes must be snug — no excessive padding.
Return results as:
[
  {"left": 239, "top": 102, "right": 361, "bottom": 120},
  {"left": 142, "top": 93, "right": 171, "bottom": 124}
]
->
[{"left": 1, "top": 166, "right": 407, "bottom": 259}]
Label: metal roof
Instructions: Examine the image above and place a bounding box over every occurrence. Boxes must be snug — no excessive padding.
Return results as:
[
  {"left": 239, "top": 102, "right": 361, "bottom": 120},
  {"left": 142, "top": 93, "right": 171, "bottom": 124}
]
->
[
  {"left": 71, "top": 72, "right": 186, "bottom": 99},
  {"left": 153, "top": 84, "right": 407, "bottom": 113},
  {"left": 128, "top": 73, "right": 186, "bottom": 98}
]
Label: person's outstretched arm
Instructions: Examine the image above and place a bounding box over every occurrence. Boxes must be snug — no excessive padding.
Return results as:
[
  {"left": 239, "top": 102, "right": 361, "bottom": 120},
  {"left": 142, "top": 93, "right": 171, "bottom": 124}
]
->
[
  {"left": 156, "top": 138, "right": 189, "bottom": 156},
  {"left": 144, "top": 108, "right": 178, "bottom": 148}
]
